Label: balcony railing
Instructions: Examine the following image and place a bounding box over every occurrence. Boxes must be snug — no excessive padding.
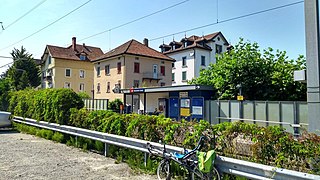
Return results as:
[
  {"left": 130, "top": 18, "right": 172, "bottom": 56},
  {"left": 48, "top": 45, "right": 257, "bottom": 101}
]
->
[{"left": 142, "top": 72, "right": 163, "bottom": 81}]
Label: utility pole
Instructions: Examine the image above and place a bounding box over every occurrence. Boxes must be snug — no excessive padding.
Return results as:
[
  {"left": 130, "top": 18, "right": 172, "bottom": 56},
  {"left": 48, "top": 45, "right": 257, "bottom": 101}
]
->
[{"left": 305, "top": 0, "right": 320, "bottom": 134}]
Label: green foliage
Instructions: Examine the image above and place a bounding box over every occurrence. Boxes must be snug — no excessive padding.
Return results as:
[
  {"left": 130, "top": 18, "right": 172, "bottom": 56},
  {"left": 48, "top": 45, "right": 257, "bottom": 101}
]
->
[
  {"left": 0, "top": 78, "right": 11, "bottom": 111},
  {"left": 14, "top": 102, "right": 320, "bottom": 175},
  {"left": 9, "top": 88, "right": 84, "bottom": 125},
  {"left": 7, "top": 46, "right": 40, "bottom": 91},
  {"left": 190, "top": 38, "right": 306, "bottom": 101},
  {"left": 108, "top": 98, "right": 123, "bottom": 112},
  {"left": 77, "top": 92, "right": 91, "bottom": 99}
]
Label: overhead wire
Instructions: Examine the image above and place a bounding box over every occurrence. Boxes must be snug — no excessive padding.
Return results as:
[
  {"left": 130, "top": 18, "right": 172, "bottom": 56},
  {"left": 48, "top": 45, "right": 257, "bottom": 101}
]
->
[
  {"left": 77, "top": 0, "right": 190, "bottom": 43},
  {"left": 0, "top": 0, "right": 92, "bottom": 52},
  {"left": 149, "top": 0, "right": 304, "bottom": 41},
  {"left": 3, "top": 0, "right": 48, "bottom": 31}
]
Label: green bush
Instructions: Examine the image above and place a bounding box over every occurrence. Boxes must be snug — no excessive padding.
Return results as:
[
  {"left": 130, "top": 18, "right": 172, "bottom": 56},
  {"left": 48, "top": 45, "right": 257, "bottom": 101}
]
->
[
  {"left": 108, "top": 98, "right": 123, "bottom": 112},
  {"left": 9, "top": 88, "right": 84, "bottom": 125}
]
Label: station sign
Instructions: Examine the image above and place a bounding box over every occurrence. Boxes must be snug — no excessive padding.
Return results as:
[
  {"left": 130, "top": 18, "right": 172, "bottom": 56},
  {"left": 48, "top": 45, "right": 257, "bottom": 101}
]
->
[{"left": 129, "top": 88, "right": 145, "bottom": 93}]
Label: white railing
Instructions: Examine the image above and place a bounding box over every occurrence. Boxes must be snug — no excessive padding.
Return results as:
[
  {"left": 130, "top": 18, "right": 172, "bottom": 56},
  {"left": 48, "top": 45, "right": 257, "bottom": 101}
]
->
[{"left": 12, "top": 116, "right": 319, "bottom": 180}]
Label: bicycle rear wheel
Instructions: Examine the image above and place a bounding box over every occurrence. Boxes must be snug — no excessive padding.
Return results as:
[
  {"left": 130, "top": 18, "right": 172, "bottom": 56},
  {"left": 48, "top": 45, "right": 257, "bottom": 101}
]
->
[
  {"left": 191, "top": 166, "right": 220, "bottom": 180},
  {"left": 157, "top": 159, "right": 171, "bottom": 180}
]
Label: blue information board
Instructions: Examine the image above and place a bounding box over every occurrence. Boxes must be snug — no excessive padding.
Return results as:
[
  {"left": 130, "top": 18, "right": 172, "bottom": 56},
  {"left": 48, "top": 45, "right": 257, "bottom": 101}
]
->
[{"left": 191, "top": 97, "right": 204, "bottom": 120}]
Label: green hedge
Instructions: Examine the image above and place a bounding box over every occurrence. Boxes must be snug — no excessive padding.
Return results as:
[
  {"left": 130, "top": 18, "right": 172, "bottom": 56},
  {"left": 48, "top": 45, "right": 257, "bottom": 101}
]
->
[
  {"left": 9, "top": 89, "right": 320, "bottom": 175},
  {"left": 9, "top": 88, "right": 83, "bottom": 125}
]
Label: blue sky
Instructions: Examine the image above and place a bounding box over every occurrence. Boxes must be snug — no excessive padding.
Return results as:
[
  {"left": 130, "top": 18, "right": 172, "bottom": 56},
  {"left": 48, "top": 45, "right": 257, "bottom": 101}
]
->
[{"left": 0, "top": 0, "right": 305, "bottom": 73}]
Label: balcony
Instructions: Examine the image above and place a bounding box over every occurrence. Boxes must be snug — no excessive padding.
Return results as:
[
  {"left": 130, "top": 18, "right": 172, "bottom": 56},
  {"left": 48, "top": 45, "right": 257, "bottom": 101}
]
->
[{"left": 142, "top": 72, "right": 163, "bottom": 82}]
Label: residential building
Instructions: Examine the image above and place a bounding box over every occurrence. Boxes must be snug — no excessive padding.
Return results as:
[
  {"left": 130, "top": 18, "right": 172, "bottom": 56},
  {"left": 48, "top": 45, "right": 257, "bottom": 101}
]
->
[
  {"left": 160, "top": 32, "right": 229, "bottom": 85},
  {"left": 92, "top": 39, "right": 174, "bottom": 112},
  {"left": 40, "top": 37, "right": 103, "bottom": 97}
]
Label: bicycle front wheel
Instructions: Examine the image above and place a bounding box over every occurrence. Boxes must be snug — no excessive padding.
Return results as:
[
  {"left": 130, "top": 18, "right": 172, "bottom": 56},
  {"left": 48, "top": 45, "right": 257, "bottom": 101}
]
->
[
  {"left": 157, "top": 159, "right": 171, "bottom": 180},
  {"left": 191, "top": 166, "right": 220, "bottom": 180}
]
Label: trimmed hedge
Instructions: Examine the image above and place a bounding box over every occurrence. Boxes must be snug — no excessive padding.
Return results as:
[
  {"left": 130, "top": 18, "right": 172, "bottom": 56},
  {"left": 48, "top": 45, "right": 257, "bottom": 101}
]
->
[{"left": 9, "top": 88, "right": 83, "bottom": 125}]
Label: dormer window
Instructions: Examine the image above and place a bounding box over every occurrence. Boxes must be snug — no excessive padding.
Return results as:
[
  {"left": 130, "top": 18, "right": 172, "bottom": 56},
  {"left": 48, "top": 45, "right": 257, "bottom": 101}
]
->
[
  {"left": 172, "top": 45, "right": 175, "bottom": 50},
  {"left": 80, "top": 55, "right": 86, "bottom": 60},
  {"left": 184, "top": 41, "right": 188, "bottom": 47}
]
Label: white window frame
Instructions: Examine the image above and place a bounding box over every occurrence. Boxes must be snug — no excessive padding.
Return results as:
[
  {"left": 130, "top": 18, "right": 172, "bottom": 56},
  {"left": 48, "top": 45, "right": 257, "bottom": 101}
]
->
[
  {"left": 65, "top": 68, "right": 71, "bottom": 77},
  {"left": 79, "top": 83, "right": 85, "bottom": 91},
  {"left": 79, "top": 70, "right": 85, "bottom": 78},
  {"left": 64, "top": 82, "right": 71, "bottom": 88}
]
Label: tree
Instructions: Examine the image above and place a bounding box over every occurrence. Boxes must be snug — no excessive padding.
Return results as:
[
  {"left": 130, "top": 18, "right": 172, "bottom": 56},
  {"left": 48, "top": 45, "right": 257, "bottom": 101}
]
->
[
  {"left": 0, "top": 78, "right": 10, "bottom": 111},
  {"left": 7, "top": 46, "right": 41, "bottom": 90},
  {"left": 190, "top": 39, "right": 306, "bottom": 101}
]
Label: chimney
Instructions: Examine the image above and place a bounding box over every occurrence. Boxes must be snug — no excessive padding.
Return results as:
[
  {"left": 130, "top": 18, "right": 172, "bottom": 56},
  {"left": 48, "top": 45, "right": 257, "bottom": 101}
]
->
[
  {"left": 72, "top": 37, "right": 76, "bottom": 51},
  {"left": 143, "top": 38, "right": 148, "bottom": 47}
]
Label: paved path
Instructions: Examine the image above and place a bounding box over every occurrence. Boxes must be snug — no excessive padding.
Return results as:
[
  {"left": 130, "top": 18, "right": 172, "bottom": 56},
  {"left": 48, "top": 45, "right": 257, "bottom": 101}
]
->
[{"left": 0, "top": 131, "right": 156, "bottom": 180}]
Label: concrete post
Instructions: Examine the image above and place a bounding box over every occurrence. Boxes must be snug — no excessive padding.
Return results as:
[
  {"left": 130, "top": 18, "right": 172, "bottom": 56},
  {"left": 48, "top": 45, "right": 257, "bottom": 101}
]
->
[{"left": 305, "top": 0, "right": 320, "bottom": 133}]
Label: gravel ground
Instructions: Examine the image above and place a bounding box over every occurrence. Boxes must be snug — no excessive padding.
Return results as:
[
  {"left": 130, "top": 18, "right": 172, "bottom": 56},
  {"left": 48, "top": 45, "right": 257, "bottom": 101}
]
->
[{"left": 0, "top": 130, "right": 157, "bottom": 180}]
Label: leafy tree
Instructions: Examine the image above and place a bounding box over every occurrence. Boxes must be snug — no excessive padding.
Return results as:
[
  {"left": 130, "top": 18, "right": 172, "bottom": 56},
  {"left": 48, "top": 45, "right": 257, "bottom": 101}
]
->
[
  {"left": 7, "top": 46, "right": 40, "bottom": 90},
  {"left": 190, "top": 39, "right": 306, "bottom": 101},
  {"left": 0, "top": 78, "right": 10, "bottom": 111}
]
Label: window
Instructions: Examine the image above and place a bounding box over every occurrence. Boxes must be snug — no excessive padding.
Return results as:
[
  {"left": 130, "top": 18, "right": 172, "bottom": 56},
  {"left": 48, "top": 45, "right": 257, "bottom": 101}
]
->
[
  {"left": 201, "top": 56, "right": 206, "bottom": 66},
  {"left": 97, "top": 66, "right": 101, "bottom": 77},
  {"left": 79, "top": 70, "right": 85, "bottom": 78},
  {"left": 65, "top": 68, "right": 71, "bottom": 77},
  {"left": 172, "top": 62, "right": 175, "bottom": 68},
  {"left": 160, "top": 82, "right": 165, "bottom": 87},
  {"left": 105, "top": 65, "right": 110, "bottom": 75},
  {"left": 97, "top": 83, "right": 100, "bottom": 93},
  {"left": 216, "top": 44, "right": 222, "bottom": 54},
  {"left": 117, "top": 62, "right": 121, "bottom": 74},
  {"left": 161, "top": 61, "right": 165, "bottom": 64},
  {"left": 134, "top": 62, "right": 140, "bottom": 73},
  {"left": 48, "top": 56, "right": 51, "bottom": 64},
  {"left": 135, "top": 57, "right": 139, "bottom": 60},
  {"left": 182, "top": 71, "right": 187, "bottom": 81},
  {"left": 182, "top": 56, "right": 187, "bottom": 67},
  {"left": 172, "top": 73, "right": 175, "bottom": 82},
  {"left": 64, "top": 82, "right": 71, "bottom": 88},
  {"left": 80, "top": 55, "right": 86, "bottom": 60},
  {"left": 107, "top": 82, "right": 110, "bottom": 93},
  {"left": 160, "top": 66, "right": 165, "bottom": 76},
  {"left": 79, "top": 83, "right": 85, "bottom": 91},
  {"left": 133, "top": 80, "right": 139, "bottom": 88}
]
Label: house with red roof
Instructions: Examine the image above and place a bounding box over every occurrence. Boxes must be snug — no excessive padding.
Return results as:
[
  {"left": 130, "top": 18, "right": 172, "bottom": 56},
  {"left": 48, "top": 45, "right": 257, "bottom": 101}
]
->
[
  {"left": 160, "top": 32, "right": 230, "bottom": 85},
  {"left": 40, "top": 37, "right": 103, "bottom": 97},
  {"left": 92, "top": 38, "right": 174, "bottom": 113}
]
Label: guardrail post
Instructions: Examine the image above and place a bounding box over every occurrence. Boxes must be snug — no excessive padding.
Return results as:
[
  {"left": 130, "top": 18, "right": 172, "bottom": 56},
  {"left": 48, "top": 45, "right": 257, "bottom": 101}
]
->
[
  {"left": 144, "top": 153, "right": 147, "bottom": 167},
  {"left": 75, "top": 136, "right": 78, "bottom": 147},
  {"left": 104, "top": 143, "right": 109, "bottom": 157}
]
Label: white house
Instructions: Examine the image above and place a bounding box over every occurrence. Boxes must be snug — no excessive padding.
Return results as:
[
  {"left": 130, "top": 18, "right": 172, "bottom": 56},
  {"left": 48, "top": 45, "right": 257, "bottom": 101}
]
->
[{"left": 160, "top": 32, "right": 230, "bottom": 85}]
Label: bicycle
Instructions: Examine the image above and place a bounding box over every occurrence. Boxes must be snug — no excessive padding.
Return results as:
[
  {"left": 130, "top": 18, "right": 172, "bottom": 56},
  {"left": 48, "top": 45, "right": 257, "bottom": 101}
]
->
[{"left": 147, "top": 136, "right": 220, "bottom": 180}]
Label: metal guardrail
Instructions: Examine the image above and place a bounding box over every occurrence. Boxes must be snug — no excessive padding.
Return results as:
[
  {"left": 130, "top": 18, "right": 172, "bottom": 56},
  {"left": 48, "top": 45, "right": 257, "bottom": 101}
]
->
[{"left": 12, "top": 116, "right": 320, "bottom": 180}]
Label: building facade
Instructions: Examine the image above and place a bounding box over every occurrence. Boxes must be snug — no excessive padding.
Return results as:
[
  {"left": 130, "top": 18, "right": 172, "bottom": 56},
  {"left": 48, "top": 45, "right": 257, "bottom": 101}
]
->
[
  {"left": 92, "top": 39, "right": 174, "bottom": 112},
  {"left": 160, "top": 32, "right": 229, "bottom": 85},
  {"left": 40, "top": 37, "right": 103, "bottom": 98}
]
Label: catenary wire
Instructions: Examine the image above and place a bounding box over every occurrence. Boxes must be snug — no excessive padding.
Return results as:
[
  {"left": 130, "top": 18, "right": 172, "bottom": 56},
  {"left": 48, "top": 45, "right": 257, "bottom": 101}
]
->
[
  {"left": 3, "top": 0, "right": 48, "bottom": 30},
  {"left": 77, "top": 0, "right": 190, "bottom": 43},
  {"left": 150, "top": 0, "right": 303, "bottom": 41},
  {"left": 0, "top": 0, "right": 92, "bottom": 52}
]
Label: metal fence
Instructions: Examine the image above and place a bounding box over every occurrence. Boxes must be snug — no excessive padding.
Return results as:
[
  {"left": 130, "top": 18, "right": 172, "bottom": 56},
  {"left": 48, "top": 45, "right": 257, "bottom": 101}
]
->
[
  {"left": 83, "top": 99, "right": 108, "bottom": 111},
  {"left": 12, "top": 116, "right": 319, "bottom": 180},
  {"left": 205, "top": 100, "right": 308, "bottom": 135}
]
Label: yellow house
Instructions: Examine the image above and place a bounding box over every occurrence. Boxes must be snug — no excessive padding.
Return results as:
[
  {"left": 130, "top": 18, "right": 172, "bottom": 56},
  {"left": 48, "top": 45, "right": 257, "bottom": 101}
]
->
[
  {"left": 92, "top": 39, "right": 175, "bottom": 108},
  {"left": 40, "top": 37, "right": 103, "bottom": 98}
]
